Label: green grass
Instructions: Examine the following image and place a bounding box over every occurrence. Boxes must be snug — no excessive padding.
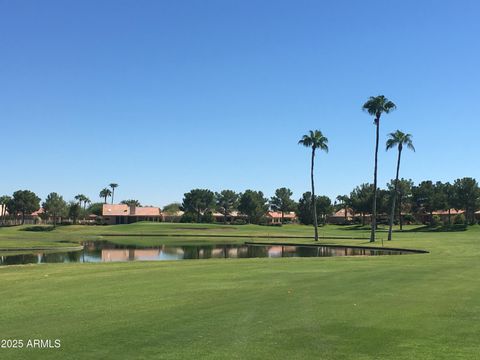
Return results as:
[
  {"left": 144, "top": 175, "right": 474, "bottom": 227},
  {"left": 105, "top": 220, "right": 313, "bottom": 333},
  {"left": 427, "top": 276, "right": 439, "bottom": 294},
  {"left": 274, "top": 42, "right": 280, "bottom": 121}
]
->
[{"left": 1, "top": 223, "right": 480, "bottom": 359}]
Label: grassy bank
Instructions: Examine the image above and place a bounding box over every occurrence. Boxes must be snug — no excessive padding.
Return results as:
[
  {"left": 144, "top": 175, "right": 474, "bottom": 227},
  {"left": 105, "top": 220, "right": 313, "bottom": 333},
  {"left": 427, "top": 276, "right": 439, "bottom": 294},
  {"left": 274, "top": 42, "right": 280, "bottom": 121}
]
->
[{"left": 1, "top": 223, "right": 479, "bottom": 359}]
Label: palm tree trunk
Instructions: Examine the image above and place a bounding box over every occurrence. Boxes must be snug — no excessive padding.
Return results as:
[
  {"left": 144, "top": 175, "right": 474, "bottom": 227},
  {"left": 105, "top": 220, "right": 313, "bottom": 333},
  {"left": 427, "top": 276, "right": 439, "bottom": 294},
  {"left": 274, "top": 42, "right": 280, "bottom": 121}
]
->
[
  {"left": 398, "top": 197, "right": 403, "bottom": 230},
  {"left": 311, "top": 147, "right": 318, "bottom": 241},
  {"left": 370, "top": 117, "right": 380, "bottom": 242},
  {"left": 111, "top": 189, "right": 115, "bottom": 204},
  {"left": 388, "top": 148, "right": 402, "bottom": 240}
]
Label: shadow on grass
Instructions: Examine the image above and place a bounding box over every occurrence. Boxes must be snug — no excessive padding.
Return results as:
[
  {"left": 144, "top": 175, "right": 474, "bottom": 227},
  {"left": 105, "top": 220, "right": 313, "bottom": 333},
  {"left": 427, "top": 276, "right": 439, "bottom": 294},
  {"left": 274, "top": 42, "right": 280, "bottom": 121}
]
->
[
  {"left": 403, "top": 224, "right": 468, "bottom": 232},
  {"left": 336, "top": 225, "right": 372, "bottom": 231},
  {"left": 21, "top": 226, "right": 55, "bottom": 232},
  {"left": 336, "top": 224, "right": 469, "bottom": 233}
]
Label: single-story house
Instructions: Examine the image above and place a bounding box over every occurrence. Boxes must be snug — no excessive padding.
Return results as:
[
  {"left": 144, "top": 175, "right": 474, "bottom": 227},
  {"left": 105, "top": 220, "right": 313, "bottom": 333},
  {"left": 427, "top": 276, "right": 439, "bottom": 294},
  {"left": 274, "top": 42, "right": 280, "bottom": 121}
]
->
[
  {"left": 327, "top": 208, "right": 356, "bottom": 224},
  {"left": 265, "top": 211, "right": 297, "bottom": 224},
  {"left": 212, "top": 211, "right": 248, "bottom": 223},
  {"left": 416, "top": 209, "right": 465, "bottom": 223},
  {"left": 162, "top": 210, "right": 184, "bottom": 223},
  {"left": 102, "top": 204, "right": 162, "bottom": 225}
]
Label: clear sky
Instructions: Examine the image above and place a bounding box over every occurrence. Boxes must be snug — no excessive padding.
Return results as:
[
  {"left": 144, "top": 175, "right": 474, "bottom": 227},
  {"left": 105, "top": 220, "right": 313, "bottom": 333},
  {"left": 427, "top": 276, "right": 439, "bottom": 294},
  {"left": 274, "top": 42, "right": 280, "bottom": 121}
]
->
[{"left": 1, "top": 0, "right": 479, "bottom": 207}]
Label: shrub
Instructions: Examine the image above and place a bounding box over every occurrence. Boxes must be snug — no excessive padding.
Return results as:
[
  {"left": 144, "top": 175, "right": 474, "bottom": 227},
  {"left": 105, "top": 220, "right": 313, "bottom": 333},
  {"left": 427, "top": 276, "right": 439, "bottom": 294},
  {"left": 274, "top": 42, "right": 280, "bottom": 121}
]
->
[
  {"left": 454, "top": 214, "right": 466, "bottom": 225},
  {"left": 201, "top": 212, "right": 214, "bottom": 223},
  {"left": 180, "top": 212, "right": 197, "bottom": 223},
  {"left": 431, "top": 215, "right": 442, "bottom": 226},
  {"left": 402, "top": 214, "right": 416, "bottom": 224},
  {"left": 232, "top": 219, "right": 246, "bottom": 225}
]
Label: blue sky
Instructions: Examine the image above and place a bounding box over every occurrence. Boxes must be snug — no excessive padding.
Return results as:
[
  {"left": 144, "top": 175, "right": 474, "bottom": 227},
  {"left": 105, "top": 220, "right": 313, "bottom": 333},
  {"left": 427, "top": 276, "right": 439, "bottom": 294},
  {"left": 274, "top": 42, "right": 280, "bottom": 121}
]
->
[{"left": 1, "top": 0, "right": 479, "bottom": 207}]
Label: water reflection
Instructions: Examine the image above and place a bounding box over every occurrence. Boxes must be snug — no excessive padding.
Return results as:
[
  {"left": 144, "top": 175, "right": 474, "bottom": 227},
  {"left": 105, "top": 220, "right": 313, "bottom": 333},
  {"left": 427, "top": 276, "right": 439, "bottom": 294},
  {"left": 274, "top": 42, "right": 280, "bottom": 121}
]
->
[{"left": 0, "top": 242, "right": 414, "bottom": 266}]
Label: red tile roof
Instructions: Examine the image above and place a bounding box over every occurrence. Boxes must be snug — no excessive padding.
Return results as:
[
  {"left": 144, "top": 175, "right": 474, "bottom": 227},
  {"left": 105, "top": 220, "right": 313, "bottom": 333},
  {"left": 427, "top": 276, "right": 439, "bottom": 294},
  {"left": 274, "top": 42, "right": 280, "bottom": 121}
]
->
[
  {"left": 102, "top": 204, "right": 161, "bottom": 217},
  {"left": 332, "top": 208, "right": 355, "bottom": 217},
  {"left": 432, "top": 209, "right": 464, "bottom": 215},
  {"left": 266, "top": 211, "right": 297, "bottom": 219}
]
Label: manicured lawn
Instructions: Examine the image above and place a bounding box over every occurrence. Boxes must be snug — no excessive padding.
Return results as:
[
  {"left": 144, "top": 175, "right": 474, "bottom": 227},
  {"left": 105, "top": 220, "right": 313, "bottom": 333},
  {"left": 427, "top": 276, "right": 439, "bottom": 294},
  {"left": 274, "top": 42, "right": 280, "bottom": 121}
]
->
[{"left": 1, "top": 223, "right": 479, "bottom": 359}]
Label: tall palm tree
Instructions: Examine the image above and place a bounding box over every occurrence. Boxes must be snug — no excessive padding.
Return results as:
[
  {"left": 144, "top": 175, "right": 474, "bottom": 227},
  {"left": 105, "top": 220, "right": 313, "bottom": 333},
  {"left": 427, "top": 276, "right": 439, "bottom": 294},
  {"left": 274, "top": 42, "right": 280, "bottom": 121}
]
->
[
  {"left": 99, "top": 188, "right": 112, "bottom": 204},
  {"left": 83, "top": 196, "right": 91, "bottom": 211},
  {"left": 386, "top": 130, "right": 415, "bottom": 240},
  {"left": 75, "top": 194, "right": 86, "bottom": 208},
  {"left": 109, "top": 183, "right": 118, "bottom": 204},
  {"left": 298, "top": 130, "right": 329, "bottom": 241},
  {"left": 362, "top": 95, "right": 396, "bottom": 242}
]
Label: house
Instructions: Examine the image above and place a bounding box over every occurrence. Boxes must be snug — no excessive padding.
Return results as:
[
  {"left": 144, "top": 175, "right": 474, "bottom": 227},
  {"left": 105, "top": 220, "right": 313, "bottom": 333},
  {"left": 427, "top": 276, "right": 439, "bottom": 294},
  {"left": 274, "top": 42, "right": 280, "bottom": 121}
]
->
[
  {"left": 327, "top": 208, "right": 356, "bottom": 224},
  {"left": 265, "top": 211, "right": 297, "bottom": 224},
  {"left": 102, "top": 204, "right": 162, "bottom": 225},
  {"left": 415, "top": 209, "right": 465, "bottom": 224},
  {"left": 212, "top": 211, "right": 247, "bottom": 223},
  {"left": 162, "top": 210, "right": 184, "bottom": 223}
]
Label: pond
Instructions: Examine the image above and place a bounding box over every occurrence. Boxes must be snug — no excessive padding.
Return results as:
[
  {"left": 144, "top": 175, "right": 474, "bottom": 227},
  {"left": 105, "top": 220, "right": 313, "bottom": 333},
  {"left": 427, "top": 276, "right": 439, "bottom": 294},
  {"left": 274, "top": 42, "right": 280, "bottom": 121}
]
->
[{"left": 0, "top": 241, "right": 421, "bottom": 266}]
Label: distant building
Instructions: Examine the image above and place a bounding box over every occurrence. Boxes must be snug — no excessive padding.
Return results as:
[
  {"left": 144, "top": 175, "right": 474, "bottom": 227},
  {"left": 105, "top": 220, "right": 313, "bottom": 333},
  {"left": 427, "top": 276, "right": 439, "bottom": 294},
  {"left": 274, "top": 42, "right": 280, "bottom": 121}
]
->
[
  {"left": 265, "top": 211, "right": 297, "bottom": 224},
  {"left": 212, "top": 211, "right": 247, "bottom": 223},
  {"left": 416, "top": 209, "right": 465, "bottom": 223},
  {"left": 102, "top": 204, "right": 162, "bottom": 225},
  {"left": 162, "top": 210, "right": 184, "bottom": 223},
  {"left": 327, "top": 208, "right": 356, "bottom": 224}
]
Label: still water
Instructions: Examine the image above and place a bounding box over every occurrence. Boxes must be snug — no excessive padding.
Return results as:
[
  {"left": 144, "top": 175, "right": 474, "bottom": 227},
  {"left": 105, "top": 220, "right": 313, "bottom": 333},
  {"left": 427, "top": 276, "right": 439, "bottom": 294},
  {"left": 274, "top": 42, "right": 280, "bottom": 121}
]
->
[{"left": 0, "top": 241, "right": 416, "bottom": 266}]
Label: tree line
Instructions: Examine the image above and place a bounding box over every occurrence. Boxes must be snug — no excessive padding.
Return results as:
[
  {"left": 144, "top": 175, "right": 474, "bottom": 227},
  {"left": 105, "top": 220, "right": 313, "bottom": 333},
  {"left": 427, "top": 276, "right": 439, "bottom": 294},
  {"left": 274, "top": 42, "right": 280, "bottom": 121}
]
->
[
  {"left": 176, "top": 187, "right": 332, "bottom": 225},
  {"left": 337, "top": 177, "right": 480, "bottom": 227},
  {"left": 0, "top": 182, "right": 143, "bottom": 227}
]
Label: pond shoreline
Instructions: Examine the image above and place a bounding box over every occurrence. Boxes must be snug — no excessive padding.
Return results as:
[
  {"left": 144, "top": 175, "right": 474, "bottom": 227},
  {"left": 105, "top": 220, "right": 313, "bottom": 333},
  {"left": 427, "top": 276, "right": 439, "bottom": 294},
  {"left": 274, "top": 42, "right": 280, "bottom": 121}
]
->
[{"left": 245, "top": 242, "right": 429, "bottom": 254}]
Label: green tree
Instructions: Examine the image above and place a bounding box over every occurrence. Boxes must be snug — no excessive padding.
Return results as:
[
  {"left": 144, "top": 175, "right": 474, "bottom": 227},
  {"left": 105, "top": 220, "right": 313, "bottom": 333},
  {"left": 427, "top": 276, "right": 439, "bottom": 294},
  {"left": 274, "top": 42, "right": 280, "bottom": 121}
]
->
[
  {"left": 441, "top": 182, "right": 457, "bottom": 224},
  {"left": 163, "top": 203, "right": 182, "bottom": 214},
  {"left": 453, "top": 177, "right": 480, "bottom": 224},
  {"left": 386, "top": 130, "right": 415, "bottom": 240},
  {"left": 74, "top": 194, "right": 86, "bottom": 207},
  {"left": 215, "top": 190, "right": 239, "bottom": 224},
  {"left": 297, "top": 192, "right": 332, "bottom": 225},
  {"left": 88, "top": 202, "right": 104, "bottom": 216},
  {"left": 10, "top": 190, "right": 41, "bottom": 225},
  {"left": 0, "top": 195, "right": 11, "bottom": 224},
  {"left": 68, "top": 201, "right": 81, "bottom": 224},
  {"left": 74, "top": 194, "right": 90, "bottom": 220},
  {"left": 350, "top": 184, "right": 375, "bottom": 226},
  {"left": 121, "top": 199, "right": 141, "bottom": 207},
  {"left": 412, "top": 181, "right": 445, "bottom": 226},
  {"left": 298, "top": 192, "right": 314, "bottom": 225},
  {"left": 42, "top": 192, "right": 67, "bottom": 227},
  {"left": 335, "top": 195, "right": 350, "bottom": 222},
  {"left": 298, "top": 130, "right": 329, "bottom": 241},
  {"left": 99, "top": 188, "right": 112, "bottom": 204},
  {"left": 109, "top": 183, "right": 119, "bottom": 204},
  {"left": 316, "top": 195, "right": 333, "bottom": 225},
  {"left": 238, "top": 190, "right": 269, "bottom": 224},
  {"left": 363, "top": 95, "right": 397, "bottom": 242},
  {"left": 387, "top": 178, "right": 413, "bottom": 230},
  {"left": 182, "top": 189, "right": 216, "bottom": 223},
  {"left": 270, "top": 188, "right": 296, "bottom": 223}
]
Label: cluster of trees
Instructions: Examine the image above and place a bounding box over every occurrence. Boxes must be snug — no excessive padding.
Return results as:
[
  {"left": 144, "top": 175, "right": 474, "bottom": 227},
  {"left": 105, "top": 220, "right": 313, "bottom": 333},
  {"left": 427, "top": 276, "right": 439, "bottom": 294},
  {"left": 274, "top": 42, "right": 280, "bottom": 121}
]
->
[
  {"left": 99, "top": 183, "right": 118, "bottom": 204},
  {"left": 0, "top": 181, "right": 143, "bottom": 227},
  {"left": 336, "top": 177, "right": 480, "bottom": 227},
  {"left": 178, "top": 187, "right": 332, "bottom": 225}
]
